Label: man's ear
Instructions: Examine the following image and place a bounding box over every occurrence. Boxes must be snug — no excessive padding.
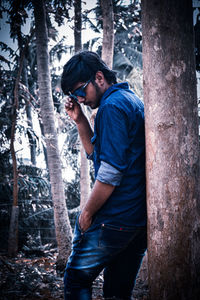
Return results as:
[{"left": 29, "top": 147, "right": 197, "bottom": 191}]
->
[{"left": 95, "top": 71, "right": 105, "bottom": 86}]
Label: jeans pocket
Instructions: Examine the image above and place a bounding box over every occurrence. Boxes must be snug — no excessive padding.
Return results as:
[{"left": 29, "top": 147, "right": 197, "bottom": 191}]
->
[
  {"left": 73, "top": 226, "right": 83, "bottom": 248},
  {"left": 76, "top": 211, "right": 88, "bottom": 234},
  {"left": 77, "top": 217, "right": 83, "bottom": 233},
  {"left": 98, "top": 224, "right": 138, "bottom": 249},
  {"left": 72, "top": 214, "right": 84, "bottom": 247}
]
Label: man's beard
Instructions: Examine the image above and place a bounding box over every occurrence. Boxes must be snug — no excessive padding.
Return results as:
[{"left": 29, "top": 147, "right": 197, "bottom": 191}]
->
[{"left": 92, "top": 81, "right": 103, "bottom": 109}]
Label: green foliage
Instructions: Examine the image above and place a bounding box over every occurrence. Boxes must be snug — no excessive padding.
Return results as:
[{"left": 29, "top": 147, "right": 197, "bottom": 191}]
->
[
  {"left": 82, "top": 8, "right": 101, "bottom": 34},
  {"left": 0, "top": 151, "right": 13, "bottom": 201},
  {"left": 47, "top": 0, "right": 72, "bottom": 26},
  {"left": 0, "top": 160, "right": 56, "bottom": 251},
  {"left": 91, "top": 0, "right": 142, "bottom": 79},
  {"left": 8, "top": 0, "right": 29, "bottom": 42},
  {"left": 65, "top": 179, "right": 80, "bottom": 210},
  {"left": 50, "top": 37, "right": 69, "bottom": 63},
  {"left": 0, "top": 42, "right": 15, "bottom": 68},
  {"left": 0, "top": 68, "right": 14, "bottom": 149},
  {"left": 18, "top": 165, "right": 50, "bottom": 199}
]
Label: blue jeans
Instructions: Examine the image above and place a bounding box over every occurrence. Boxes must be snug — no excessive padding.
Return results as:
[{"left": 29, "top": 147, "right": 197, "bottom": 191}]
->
[{"left": 64, "top": 219, "right": 147, "bottom": 300}]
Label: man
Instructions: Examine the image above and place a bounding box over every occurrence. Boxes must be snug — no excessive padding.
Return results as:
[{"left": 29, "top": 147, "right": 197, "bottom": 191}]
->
[{"left": 61, "top": 51, "right": 147, "bottom": 300}]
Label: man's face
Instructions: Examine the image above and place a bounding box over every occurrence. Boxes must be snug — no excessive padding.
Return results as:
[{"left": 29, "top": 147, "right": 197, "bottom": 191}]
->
[
  {"left": 72, "top": 81, "right": 103, "bottom": 109},
  {"left": 71, "top": 79, "right": 103, "bottom": 109}
]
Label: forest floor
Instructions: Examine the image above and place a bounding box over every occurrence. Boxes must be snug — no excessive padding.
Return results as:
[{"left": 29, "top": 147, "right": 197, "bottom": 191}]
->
[{"left": 0, "top": 249, "right": 149, "bottom": 300}]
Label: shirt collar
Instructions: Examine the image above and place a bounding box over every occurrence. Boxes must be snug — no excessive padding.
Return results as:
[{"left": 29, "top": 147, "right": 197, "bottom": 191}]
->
[{"left": 100, "top": 82, "right": 129, "bottom": 106}]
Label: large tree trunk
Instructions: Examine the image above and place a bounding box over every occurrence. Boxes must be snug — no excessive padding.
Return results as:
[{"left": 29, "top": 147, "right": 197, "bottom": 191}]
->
[
  {"left": 142, "top": 0, "right": 200, "bottom": 299},
  {"left": 100, "top": 0, "right": 114, "bottom": 68},
  {"left": 33, "top": 0, "right": 72, "bottom": 269}
]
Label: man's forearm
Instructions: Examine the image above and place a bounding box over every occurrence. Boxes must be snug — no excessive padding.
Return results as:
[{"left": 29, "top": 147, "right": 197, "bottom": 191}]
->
[
  {"left": 76, "top": 114, "right": 94, "bottom": 155},
  {"left": 79, "top": 180, "right": 115, "bottom": 231},
  {"left": 84, "top": 180, "right": 115, "bottom": 215}
]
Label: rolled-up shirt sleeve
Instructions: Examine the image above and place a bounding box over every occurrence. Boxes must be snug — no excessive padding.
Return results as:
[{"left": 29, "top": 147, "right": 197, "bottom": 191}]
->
[{"left": 96, "top": 161, "right": 123, "bottom": 186}]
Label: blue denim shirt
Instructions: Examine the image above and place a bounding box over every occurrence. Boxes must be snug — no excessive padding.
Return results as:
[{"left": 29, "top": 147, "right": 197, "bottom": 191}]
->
[{"left": 91, "top": 82, "right": 147, "bottom": 228}]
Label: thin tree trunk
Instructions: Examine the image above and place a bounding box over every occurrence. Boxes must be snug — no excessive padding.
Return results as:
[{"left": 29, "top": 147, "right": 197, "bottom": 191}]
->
[
  {"left": 39, "top": 119, "right": 49, "bottom": 169},
  {"left": 142, "top": 0, "right": 200, "bottom": 299},
  {"left": 26, "top": 104, "right": 36, "bottom": 165},
  {"left": 100, "top": 0, "right": 114, "bottom": 68},
  {"left": 80, "top": 145, "right": 90, "bottom": 209},
  {"left": 91, "top": 0, "right": 114, "bottom": 121},
  {"left": 29, "top": 80, "right": 48, "bottom": 168},
  {"left": 74, "top": 0, "right": 91, "bottom": 208},
  {"left": 22, "top": 58, "right": 37, "bottom": 165},
  {"left": 33, "top": 0, "right": 72, "bottom": 269},
  {"left": 8, "top": 46, "right": 25, "bottom": 256},
  {"left": 74, "top": 0, "right": 82, "bottom": 53}
]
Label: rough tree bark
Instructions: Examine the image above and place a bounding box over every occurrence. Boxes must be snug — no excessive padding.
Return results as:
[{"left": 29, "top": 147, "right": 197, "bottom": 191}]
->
[
  {"left": 33, "top": 0, "right": 72, "bottom": 269},
  {"left": 142, "top": 0, "right": 200, "bottom": 299},
  {"left": 73, "top": 0, "right": 91, "bottom": 208},
  {"left": 91, "top": 0, "right": 115, "bottom": 129},
  {"left": 100, "top": 0, "right": 114, "bottom": 68},
  {"left": 80, "top": 132, "right": 91, "bottom": 209}
]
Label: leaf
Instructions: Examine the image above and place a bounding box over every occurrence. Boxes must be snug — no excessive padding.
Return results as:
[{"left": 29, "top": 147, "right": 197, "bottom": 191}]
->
[
  {"left": 0, "top": 55, "right": 12, "bottom": 67},
  {"left": 113, "top": 52, "right": 133, "bottom": 78}
]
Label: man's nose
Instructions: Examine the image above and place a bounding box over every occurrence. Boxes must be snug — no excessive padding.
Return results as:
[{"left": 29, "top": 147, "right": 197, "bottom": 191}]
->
[{"left": 78, "top": 97, "right": 85, "bottom": 103}]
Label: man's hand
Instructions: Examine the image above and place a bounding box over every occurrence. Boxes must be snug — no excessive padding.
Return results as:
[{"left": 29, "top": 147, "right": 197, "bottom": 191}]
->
[
  {"left": 65, "top": 96, "right": 83, "bottom": 123},
  {"left": 65, "top": 95, "right": 94, "bottom": 158},
  {"left": 78, "top": 210, "right": 92, "bottom": 232}
]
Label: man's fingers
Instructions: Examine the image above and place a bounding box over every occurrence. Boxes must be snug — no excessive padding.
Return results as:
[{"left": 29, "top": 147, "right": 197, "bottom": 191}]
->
[
  {"left": 64, "top": 96, "right": 83, "bottom": 122},
  {"left": 65, "top": 96, "right": 74, "bottom": 110}
]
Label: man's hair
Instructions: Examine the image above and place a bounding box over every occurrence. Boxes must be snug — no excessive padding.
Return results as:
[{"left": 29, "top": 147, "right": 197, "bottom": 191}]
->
[{"left": 61, "top": 51, "right": 117, "bottom": 95}]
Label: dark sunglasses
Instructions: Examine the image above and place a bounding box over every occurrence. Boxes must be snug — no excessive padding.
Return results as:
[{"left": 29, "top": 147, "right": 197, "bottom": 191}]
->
[{"left": 69, "top": 79, "right": 91, "bottom": 102}]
